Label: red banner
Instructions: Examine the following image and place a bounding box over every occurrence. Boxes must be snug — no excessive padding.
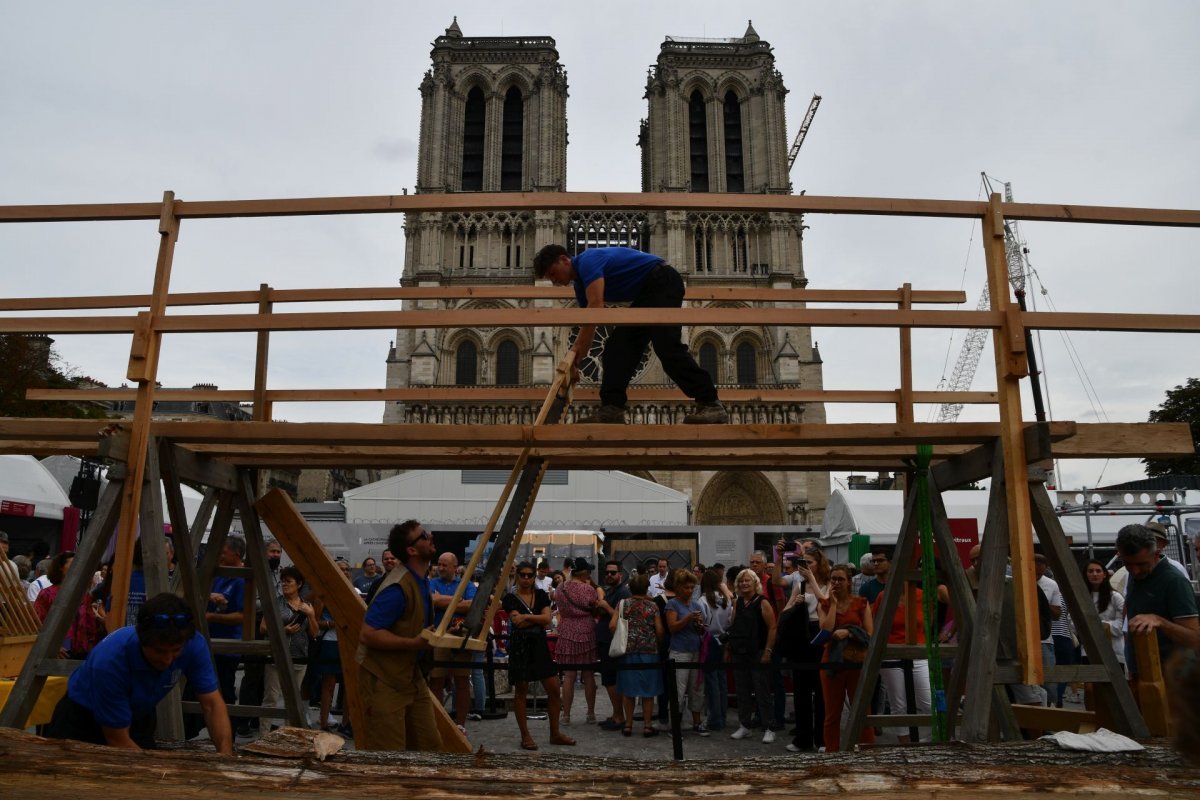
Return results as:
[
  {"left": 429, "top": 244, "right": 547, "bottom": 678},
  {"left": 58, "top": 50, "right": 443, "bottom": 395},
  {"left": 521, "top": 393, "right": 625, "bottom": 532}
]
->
[{"left": 0, "top": 499, "right": 35, "bottom": 517}]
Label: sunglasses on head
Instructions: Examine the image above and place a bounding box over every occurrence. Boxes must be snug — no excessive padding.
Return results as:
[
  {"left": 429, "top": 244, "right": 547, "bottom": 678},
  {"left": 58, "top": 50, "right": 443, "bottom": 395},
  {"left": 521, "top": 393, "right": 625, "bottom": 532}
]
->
[{"left": 148, "top": 612, "right": 192, "bottom": 628}]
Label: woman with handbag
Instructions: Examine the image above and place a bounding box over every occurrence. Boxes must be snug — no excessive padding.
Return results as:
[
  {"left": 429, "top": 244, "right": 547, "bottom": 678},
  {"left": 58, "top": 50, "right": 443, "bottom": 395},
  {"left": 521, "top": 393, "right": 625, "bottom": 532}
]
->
[
  {"left": 501, "top": 561, "right": 575, "bottom": 750},
  {"left": 726, "top": 568, "right": 778, "bottom": 743},
  {"left": 259, "top": 566, "right": 318, "bottom": 726},
  {"left": 612, "top": 573, "right": 664, "bottom": 737},
  {"left": 818, "top": 565, "right": 875, "bottom": 752}
]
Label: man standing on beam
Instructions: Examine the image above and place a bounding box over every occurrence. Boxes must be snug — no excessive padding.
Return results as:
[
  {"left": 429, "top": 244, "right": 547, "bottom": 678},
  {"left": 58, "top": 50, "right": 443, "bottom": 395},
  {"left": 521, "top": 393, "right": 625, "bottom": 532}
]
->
[{"left": 534, "top": 244, "right": 728, "bottom": 425}]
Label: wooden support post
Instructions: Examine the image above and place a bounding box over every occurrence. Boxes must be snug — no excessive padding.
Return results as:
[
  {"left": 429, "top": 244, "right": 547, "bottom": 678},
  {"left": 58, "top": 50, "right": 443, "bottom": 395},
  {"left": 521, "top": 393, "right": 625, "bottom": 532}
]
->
[
  {"left": 158, "top": 443, "right": 209, "bottom": 623},
  {"left": 110, "top": 191, "right": 180, "bottom": 629},
  {"left": 233, "top": 472, "right": 305, "bottom": 728},
  {"left": 982, "top": 193, "right": 1040, "bottom": 686},
  {"left": 844, "top": 489, "right": 919, "bottom": 749},
  {"left": 1027, "top": 479, "right": 1148, "bottom": 738},
  {"left": 1131, "top": 631, "right": 1173, "bottom": 736},
  {"left": 897, "top": 282, "right": 914, "bottom": 425},
  {"left": 0, "top": 476, "right": 123, "bottom": 729},
  {"left": 959, "top": 444, "right": 1019, "bottom": 742}
]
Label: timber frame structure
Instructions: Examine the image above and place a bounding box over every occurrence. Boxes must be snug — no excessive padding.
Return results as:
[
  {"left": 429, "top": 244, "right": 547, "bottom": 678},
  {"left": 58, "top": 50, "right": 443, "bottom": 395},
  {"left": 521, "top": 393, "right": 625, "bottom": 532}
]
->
[{"left": 0, "top": 190, "right": 1197, "bottom": 750}]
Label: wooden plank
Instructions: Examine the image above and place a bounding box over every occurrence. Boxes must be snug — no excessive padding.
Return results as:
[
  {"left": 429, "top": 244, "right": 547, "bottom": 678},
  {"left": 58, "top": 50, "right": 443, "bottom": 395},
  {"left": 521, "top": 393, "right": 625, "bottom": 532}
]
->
[
  {"left": 109, "top": 192, "right": 180, "bottom": 629},
  {"left": 983, "top": 193, "right": 1040, "bottom": 687},
  {"left": 252, "top": 284, "right": 273, "bottom": 425},
  {"left": 24, "top": 386, "right": 1000, "bottom": 405},
  {"left": 0, "top": 285, "right": 970, "bottom": 311},
  {"left": 932, "top": 424, "right": 1052, "bottom": 489},
  {"left": 897, "top": 283, "right": 914, "bottom": 424},
  {"left": 1028, "top": 481, "right": 1148, "bottom": 738},
  {"left": 1052, "top": 422, "right": 1195, "bottom": 457},
  {"left": 1131, "top": 631, "right": 1173, "bottom": 737},
  {"left": 5, "top": 190, "right": 1198, "bottom": 225},
  {"left": 1010, "top": 705, "right": 1098, "bottom": 734}
]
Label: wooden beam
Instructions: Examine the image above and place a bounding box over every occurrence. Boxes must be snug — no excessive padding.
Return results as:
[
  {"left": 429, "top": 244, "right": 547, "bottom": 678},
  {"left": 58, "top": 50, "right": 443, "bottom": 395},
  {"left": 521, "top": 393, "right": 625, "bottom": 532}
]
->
[
  {"left": 25, "top": 386, "right": 1000, "bottom": 405},
  {"left": 0, "top": 285, "right": 970, "bottom": 311},
  {"left": 110, "top": 192, "right": 179, "bottom": 629},
  {"left": 932, "top": 424, "right": 1053, "bottom": 489},
  {"left": 3, "top": 190, "right": 1198, "bottom": 226},
  {"left": 897, "top": 283, "right": 914, "bottom": 424},
  {"left": 984, "top": 193, "right": 1040, "bottom": 687}
]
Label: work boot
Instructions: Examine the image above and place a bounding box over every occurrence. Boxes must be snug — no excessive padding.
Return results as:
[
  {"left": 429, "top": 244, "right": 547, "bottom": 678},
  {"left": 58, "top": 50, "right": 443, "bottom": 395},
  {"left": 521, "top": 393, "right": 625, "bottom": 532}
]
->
[
  {"left": 683, "top": 401, "right": 729, "bottom": 424},
  {"left": 576, "top": 404, "right": 627, "bottom": 424}
]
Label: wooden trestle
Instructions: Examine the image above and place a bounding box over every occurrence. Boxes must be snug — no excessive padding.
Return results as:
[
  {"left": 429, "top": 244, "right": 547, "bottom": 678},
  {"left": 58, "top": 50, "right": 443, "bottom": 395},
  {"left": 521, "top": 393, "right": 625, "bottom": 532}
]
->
[{"left": 1, "top": 188, "right": 1198, "bottom": 752}]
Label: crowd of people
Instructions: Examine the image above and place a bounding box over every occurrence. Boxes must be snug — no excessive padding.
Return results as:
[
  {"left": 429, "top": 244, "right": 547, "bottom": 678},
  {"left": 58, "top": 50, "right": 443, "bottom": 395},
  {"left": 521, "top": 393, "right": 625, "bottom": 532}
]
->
[{"left": 4, "top": 516, "right": 1194, "bottom": 755}]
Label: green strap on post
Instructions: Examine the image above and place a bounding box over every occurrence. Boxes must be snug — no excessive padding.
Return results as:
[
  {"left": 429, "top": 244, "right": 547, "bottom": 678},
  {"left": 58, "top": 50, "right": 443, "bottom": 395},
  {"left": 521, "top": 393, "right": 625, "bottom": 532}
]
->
[{"left": 915, "top": 444, "right": 948, "bottom": 741}]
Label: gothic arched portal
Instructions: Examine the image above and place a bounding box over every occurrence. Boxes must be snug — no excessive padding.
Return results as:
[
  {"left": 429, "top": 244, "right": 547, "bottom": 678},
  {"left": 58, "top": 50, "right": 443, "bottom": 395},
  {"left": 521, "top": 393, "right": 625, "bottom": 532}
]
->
[{"left": 693, "top": 471, "right": 785, "bottom": 525}]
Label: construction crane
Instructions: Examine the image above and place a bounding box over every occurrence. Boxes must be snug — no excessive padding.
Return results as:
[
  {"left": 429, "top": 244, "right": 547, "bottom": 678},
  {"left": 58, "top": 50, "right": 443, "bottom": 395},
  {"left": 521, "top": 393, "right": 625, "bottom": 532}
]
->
[
  {"left": 936, "top": 173, "right": 1030, "bottom": 422},
  {"left": 788, "top": 94, "right": 822, "bottom": 172}
]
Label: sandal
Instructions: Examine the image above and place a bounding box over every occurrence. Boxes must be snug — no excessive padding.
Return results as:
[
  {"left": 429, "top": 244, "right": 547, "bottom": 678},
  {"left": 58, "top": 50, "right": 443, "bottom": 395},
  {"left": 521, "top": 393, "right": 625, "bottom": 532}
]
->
[
  {"left": 520, "top": 738, "right": 539, "bottom": 751},
  {"left": 622, "top": 724, "right": 633, "bottom": 737},
  {"left": 643, "top": 727, "right": 659, "bottom": 738},
  {"left": 549, "top": 733, "right": 576, "bottom": 746}
]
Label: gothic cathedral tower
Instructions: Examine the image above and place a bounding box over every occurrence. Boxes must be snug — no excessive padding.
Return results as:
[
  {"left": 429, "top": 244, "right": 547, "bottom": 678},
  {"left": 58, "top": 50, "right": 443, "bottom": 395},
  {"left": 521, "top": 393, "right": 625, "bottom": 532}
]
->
[{"left": 384, "top": 20, "right": 828, "bottom": 526}]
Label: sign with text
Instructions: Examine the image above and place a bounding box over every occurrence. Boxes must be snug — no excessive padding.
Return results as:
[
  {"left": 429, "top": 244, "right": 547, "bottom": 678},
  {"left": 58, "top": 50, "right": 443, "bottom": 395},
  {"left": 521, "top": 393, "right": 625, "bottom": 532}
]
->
[{"left": 0, "top": 500, "right": 35, "bottom": 517}]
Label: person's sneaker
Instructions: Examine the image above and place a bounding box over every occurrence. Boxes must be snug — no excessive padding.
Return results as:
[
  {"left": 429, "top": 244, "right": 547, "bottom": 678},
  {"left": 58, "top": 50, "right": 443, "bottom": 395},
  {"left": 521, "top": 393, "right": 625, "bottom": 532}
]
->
[
  {"left": 730, "top": 726, "right": 752, "bottom": 740},
  {"left": 785, "top": 743, "right": 801, "bottom": 752},
  {"left": 693, "top": 724, "right": 711, "bottom": 737},
  {"left": 466, "top": 712, "right": 483, "bottom": 721},
  {"left": 577, "top": 404, "right": 627, "bottom": 424},
  {"left": 762, "top": 729, "right": 777, "bottom": 744},
  {"left": 683, "top": 401, "right": 729, "bottom": 424}
]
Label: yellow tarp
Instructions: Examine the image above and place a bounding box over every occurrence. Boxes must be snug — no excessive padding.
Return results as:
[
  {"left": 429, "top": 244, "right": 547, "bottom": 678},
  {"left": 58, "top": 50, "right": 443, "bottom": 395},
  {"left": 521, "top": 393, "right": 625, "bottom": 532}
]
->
[{"left": 0, "top": 676, "right": 67, "bottom": 727}]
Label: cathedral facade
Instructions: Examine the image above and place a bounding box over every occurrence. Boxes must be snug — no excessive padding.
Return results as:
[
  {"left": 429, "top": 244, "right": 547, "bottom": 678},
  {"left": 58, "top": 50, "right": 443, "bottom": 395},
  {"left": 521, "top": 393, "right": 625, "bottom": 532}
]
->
[{"left": 384, "top": 20, "right": 829, "bottom": 525}]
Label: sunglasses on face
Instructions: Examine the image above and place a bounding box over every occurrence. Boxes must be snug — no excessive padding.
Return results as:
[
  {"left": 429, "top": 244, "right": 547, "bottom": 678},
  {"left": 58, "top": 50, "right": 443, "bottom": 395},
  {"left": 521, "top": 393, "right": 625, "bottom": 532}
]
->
[
  {"left": 605, "top": 570, "right": 620, "bottom": 575},
  {"left": 517, "top": 572, "right": 535, "bottom": 578},
  {"left": 148, "top": 612, "right": 192, "bottom": 628},
  {"left": 407, "top": 529, "right": 432, "bottom": 546}
]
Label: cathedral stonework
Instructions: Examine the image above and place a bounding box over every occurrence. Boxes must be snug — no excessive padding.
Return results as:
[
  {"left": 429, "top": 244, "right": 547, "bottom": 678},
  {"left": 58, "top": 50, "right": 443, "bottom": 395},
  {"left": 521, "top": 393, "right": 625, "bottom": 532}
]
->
[{"left": 384, "top": 20, "right": 829, "bottom": 525}]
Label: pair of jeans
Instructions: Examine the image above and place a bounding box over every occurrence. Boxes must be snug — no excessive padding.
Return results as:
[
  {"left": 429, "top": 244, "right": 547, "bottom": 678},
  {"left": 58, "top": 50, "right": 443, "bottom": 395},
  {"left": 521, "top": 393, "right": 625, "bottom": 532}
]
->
[{"left": 704, "top": 640, "right": 728, "bottom": 730}]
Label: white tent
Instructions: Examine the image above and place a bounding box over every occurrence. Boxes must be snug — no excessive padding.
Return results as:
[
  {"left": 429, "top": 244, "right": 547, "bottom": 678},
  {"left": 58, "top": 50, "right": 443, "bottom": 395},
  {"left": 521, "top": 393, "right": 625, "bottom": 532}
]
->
[
  {"left": 0, "top": 455, "right": 71, "bottom": 521},
  {"left": 821, "top": 488, "right": 1195, "bottom": 547},
  {"left": 344, "top": 469, "right": 689, "bottom": 529}
]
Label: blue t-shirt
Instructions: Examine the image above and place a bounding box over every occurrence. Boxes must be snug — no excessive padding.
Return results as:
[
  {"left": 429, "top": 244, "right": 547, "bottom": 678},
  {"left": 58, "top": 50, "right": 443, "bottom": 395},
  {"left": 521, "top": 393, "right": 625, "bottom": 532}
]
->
[
  {"left": 666, "top": 596, "right": 706, "bottom": 653},
  {"left": 207, "top": 575, "right": 246, "bottom": 640},
  {"left": 67, "top": 626, "right": 218, "bottom": 729},
  {"left": 428, "top": 576, "right": 478, "bottom": 627},
  {"left": 364, "top": 572, "right": 433, "bottom": 631},
  {"left": 571, "top": 247, "right": 663, "bottom": 306}
]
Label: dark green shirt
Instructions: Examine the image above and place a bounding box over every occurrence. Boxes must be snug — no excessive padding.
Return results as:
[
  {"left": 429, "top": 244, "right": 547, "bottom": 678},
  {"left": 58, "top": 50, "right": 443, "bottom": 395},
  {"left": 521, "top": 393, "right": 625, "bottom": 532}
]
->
[{"left": 1125, "top": 557, "right": 1198, "bottom": 667}]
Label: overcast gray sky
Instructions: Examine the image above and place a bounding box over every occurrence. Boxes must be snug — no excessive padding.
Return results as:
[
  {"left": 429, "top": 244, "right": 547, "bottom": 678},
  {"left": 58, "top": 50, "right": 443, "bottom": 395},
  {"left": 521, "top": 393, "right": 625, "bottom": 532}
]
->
[{"left": 2, "top": 1, "right": 1198, "bottom": 492}]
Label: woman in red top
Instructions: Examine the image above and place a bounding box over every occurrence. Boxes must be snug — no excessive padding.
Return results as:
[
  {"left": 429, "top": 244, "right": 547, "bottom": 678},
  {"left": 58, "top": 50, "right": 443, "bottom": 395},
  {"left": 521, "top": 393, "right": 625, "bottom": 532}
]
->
[
  {"left": 33, "top": 550, "right": 106, "bottom": 658},
  {"left": 818, "top": 564, "right": 874, "bottom": 752},
  {"left": 869, "top": 549, "right": 931, "bottom": 743}
]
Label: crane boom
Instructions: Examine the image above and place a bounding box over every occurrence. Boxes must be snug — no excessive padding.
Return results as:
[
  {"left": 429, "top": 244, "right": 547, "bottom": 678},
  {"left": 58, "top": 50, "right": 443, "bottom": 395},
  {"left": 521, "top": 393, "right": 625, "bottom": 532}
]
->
[
  {"left": 937, "top": 174, "right": 1029, "bottom": 422},
  {"left": 788, "top": 94, "right": 822, "bottom": 172}
]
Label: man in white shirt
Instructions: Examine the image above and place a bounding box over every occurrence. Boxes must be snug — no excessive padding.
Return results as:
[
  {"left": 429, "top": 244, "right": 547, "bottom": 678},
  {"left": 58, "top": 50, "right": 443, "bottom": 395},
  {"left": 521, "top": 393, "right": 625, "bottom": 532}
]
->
[
  {"left": 534, "top": 559, "right": 553, "bottom": 594},
  {"left": 648, "top": 558, "right": 669, "bottom": 598},
  {"left": 27, "top": 557, "right": 53, "bottom": 602}
]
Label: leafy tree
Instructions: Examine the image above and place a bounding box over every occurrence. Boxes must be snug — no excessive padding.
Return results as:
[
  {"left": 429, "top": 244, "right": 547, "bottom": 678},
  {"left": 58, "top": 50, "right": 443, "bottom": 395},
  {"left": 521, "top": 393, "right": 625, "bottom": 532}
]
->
[
  {"left": 0, "top": 334, "right": 112, "bottom": 419},
  {"left": 1143, "top": 377, "right": 1200, "bottom": 477}
]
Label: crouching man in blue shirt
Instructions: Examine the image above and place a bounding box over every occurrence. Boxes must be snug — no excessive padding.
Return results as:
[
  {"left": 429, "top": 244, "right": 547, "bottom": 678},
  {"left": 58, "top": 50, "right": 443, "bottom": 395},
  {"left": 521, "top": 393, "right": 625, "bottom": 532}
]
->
[{"left": 46, "top": 592, "right": 233, "bottom": 754}]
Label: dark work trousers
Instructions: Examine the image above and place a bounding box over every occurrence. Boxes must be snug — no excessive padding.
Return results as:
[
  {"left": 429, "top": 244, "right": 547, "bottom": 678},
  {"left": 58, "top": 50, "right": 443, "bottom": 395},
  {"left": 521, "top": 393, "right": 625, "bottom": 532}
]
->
[
  {"left": 599, "top": 263, "right": 718, "bottom": 409},
  {"left": 791, "top": 664, "right": 824, "bottom": 750}
]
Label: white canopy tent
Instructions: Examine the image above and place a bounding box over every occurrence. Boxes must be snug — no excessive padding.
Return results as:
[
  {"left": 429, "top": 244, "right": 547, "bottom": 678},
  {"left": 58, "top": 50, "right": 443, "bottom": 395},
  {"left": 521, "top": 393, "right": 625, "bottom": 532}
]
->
[
  {"left": 0, "top": 455, "right": 71, "bottom": 521},
  {"left": 344, "top": 469, "right": 689, "bottom": 529}
]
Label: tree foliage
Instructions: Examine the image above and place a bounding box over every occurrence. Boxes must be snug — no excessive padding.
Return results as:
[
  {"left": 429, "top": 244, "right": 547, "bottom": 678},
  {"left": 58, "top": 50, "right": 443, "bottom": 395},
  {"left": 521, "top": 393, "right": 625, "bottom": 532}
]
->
[
  {"left": 0, "top": 334, "right": 112, "bottom": 419},
  {"left": 1144, "top": 377, "right": 1200, "bottom": 477}
]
